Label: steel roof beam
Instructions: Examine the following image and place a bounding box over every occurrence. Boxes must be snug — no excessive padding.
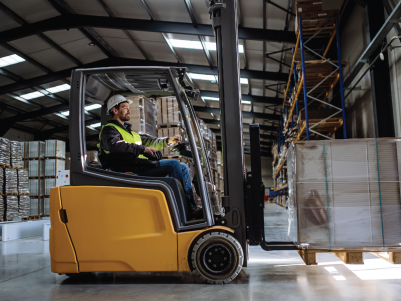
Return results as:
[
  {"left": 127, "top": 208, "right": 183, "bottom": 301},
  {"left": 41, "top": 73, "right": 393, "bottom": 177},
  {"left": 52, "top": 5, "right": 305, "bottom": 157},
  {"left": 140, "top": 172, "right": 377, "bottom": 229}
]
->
[
  {"left": 200, "top": 90, "right": 282, "bottom": 105},
  {"left": 0, "top": 14, "right": 296, "bottom": 44},
  {"left": 0, "top": 57, "right": 287, "bottom": 96},
  {"left": 34, "top": 118, "right": 100, "bottom": 140},
  {"left": 46, "top": 0, "right": 118, "bottom": 58},
  {"left": 194, "top": 106, "right": 280, "bottom": 120}
]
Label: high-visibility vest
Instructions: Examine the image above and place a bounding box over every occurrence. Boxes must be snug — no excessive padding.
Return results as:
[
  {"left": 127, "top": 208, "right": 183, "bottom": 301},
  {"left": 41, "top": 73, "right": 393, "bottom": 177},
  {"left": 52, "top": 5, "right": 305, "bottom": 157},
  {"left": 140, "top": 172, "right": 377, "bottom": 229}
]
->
[{"left": 97, "top": 123, "right": 147, "bottom": 159}]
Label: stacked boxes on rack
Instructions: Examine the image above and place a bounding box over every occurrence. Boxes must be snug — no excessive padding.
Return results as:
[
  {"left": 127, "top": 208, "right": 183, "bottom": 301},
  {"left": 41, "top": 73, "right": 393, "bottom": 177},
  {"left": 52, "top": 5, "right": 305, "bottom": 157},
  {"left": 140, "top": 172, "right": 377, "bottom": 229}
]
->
[
  {"left": 28, "top": 141, "right": 45, "bottom": 216},
  {"left": 44, "top": 140, "right": 66, "bottom": 216},
  {"left": 0, "top": 138, "right": 30, "bottom": 220},
  {"left": 127, "top": 96, "right": 158, "bottom": 137}
]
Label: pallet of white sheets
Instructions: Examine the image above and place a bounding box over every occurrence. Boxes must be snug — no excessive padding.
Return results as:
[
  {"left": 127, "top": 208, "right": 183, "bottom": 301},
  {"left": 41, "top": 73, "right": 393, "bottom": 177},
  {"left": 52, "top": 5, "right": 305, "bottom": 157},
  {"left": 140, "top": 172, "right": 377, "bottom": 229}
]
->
[{"left": 287, "top": 138, "right": 401, "bottom": 251}]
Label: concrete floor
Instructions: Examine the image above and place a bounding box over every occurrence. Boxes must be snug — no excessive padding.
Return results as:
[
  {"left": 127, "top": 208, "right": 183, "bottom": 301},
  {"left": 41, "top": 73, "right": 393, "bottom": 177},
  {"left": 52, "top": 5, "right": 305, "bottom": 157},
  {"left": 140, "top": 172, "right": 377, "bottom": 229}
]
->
[{"left": 1, "top": 203, "right": 401, "bottom": 301}]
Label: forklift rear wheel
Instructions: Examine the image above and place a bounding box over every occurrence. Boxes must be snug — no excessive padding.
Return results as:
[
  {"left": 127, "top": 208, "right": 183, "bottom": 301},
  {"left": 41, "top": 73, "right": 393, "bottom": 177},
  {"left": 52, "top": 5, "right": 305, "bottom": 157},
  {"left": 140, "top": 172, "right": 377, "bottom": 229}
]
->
[
  {"left": 65, "top": 272, "right": 91, "bottom": 278},
  {"left": 191, "top": 232, "right": 243, "bottom": 284}
]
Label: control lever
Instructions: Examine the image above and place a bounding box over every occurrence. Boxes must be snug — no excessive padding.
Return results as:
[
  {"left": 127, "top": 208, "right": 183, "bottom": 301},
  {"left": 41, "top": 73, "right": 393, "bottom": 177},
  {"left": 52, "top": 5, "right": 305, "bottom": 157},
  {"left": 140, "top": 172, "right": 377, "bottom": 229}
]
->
[
  {"left": 170, "top": 142, "right": 192, "bottom": 158},
  {"left": 143, "top": 151, "right": 162, "bottom": 161}
]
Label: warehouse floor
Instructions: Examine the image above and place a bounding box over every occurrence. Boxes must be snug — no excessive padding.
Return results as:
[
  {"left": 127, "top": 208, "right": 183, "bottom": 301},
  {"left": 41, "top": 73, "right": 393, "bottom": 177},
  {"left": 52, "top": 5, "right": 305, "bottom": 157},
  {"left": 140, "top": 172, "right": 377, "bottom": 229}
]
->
[{"left": 1, "top": 203, "right": 401, "bottom": 301}]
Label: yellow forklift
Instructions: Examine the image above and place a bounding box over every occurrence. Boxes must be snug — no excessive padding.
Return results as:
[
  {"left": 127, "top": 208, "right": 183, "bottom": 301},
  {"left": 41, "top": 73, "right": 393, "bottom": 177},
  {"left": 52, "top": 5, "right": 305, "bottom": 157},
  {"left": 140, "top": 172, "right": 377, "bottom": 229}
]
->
[{"left": 49, "top": 0, "right": 296, "bottom": 284}]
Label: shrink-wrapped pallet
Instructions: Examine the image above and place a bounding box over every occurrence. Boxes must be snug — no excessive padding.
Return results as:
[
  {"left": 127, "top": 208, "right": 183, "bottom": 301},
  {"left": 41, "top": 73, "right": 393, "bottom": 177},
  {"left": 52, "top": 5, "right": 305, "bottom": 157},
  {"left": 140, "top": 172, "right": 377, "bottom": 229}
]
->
[
  {"left": 30, "top": 197, "right": 40, "bottom": 216},
  {"left": 28, "top": 141, "right": 45, "bottom": 159},
  {"left": 0, "top": 167, "right": 3, "bottom": 193},
  {"left": 17, "top": 169, "right": 29, "bottom": 195},
  {"left": 5, "top": 195, "right": 18, "bottom": 220},
  {"left": 19, "top": 195, "right": 30, "bottom": 218},
  {"left": 287, "top": 139, "right": 401, "bottom": 251},
  {"left": 44, "top": 197, "right": 50, "bottom": 215},
  {"left": 156, "top": 97, "right": 181, "bottom": 125},
  {"left": 5, "top": 168, "right": 18, "bottom": 194},
  {"left": 29, "top": 160, "right": 44, "bottom": 178},
  {"left": 65, "top": 152, "right": 71, "bottom": 170},
  {"left": 157, "top": 127, "right": 185, "bottom": 156},
  {"left": 127, "top": 96, "right": 157, "bottom": 137},
  {"left": 0, "top": 138, "right": 11, "bottom": 166},
  {"left": 29, "top": 179, "right": 44, "bottom": 197},
  {"left": 45, "top": 140, "right": 66, "bottom": 159},
  {"left": 45, "top": 159, "right": 65, "bottom": 177},
  {"left": 10, "top": 141, "right": 23, "bottom": 168},
  {"left": 19, "top": 141, "right": 29, "bottom": 159},
  {"left": 87, "top": 150, "right": 99, "bottom": 162},
  {"left": 0, "top": 196, "right": 4, "bottom": 219},
  {"left": 44, "top": 178, "right": 56, "bottom": 196}
]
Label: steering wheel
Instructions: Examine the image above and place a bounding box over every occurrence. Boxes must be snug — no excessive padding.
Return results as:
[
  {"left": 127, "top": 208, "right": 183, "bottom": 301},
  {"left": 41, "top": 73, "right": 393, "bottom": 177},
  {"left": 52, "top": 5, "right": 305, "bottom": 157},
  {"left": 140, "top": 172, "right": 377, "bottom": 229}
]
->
[{"left": 170, "top": 141, "right": 189, "bottom": 152}]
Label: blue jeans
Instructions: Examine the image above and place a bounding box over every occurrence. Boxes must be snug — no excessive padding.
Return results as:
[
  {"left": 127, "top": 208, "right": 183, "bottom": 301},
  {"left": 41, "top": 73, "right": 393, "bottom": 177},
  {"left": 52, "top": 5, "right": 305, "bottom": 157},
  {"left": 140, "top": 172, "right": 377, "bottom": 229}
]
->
[{"left": 139, "top": 159, "right": 196, "bottom": 210}]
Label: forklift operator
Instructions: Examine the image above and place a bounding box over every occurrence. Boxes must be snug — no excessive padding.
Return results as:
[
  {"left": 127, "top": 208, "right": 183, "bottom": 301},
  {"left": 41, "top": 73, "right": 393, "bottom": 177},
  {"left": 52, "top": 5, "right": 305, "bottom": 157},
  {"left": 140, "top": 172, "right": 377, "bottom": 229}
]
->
[{"left": 98, "top": 95, "right": 203, "bottom": 219}]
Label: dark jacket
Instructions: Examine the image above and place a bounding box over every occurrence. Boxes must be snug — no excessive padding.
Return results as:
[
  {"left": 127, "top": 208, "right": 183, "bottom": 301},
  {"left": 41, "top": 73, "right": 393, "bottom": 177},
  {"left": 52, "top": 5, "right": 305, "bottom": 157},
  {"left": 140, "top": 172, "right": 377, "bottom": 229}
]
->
[{"left": 99, "top": 120, "right": 169, "bottom": 157}]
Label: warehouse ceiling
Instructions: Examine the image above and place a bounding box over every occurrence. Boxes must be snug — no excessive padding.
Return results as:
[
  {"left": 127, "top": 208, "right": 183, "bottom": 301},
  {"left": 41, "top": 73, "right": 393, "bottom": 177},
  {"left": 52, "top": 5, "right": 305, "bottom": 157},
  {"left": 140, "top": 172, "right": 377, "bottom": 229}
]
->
[{"left": 0, "top": 0, "right": 300, "bottom": 154}]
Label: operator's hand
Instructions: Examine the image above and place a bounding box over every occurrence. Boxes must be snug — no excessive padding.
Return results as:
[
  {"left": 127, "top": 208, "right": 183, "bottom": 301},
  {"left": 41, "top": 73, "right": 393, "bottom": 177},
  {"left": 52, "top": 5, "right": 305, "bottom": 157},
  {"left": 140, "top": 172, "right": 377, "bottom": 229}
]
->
[
  {"left": 168, "top": 136, "right": 182, "bottom": 144},
  {"left": 144, "top": 147, "right": 157, "bottom": 156}
]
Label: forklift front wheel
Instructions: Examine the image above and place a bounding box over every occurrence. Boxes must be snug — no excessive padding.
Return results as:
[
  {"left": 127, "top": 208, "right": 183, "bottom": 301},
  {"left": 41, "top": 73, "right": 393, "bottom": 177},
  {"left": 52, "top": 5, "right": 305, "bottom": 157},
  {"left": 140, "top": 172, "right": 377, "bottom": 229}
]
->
[{"left": 190, "top": 232, "right": 243, "bottom": 284}]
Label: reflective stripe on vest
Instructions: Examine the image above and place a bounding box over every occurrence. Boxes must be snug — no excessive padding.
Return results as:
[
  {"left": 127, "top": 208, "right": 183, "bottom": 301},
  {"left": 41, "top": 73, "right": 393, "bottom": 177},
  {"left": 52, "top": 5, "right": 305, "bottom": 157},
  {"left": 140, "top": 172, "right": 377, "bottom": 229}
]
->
[{"left": 97, "top": 123, "right": 147, "bottom": 159}]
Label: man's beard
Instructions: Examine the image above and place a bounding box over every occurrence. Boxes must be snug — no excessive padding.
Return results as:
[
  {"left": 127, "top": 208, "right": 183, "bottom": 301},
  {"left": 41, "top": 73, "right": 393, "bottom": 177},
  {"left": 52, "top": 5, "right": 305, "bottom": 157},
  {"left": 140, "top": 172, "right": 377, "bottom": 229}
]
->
[{"left": 121, "top": 114, "right": 130, "bottom": 121}]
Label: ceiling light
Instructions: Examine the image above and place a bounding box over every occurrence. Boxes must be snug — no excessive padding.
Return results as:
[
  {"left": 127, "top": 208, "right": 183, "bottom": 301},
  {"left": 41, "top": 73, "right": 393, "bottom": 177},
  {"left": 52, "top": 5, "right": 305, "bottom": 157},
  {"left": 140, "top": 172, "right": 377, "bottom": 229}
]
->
[
  {"left": 242, "top": 100, "right": 251, "bottom": 104},
  {"left": 46, "top": 84, "right": 70, "bottom": 94},
  {"left": 20, "top": 91, "right": 44, "bottom": 100},
  {"left": 0, "top": 54, "right": 25, "bottom": 67},
  {"left": 168, "top": 39, "right": 244, "bottom": 53},
  {"left": 60, "top": 110, "right": 70, "bottom": 116},
  {"left": 85, "top": 104, "right": 102, "bottom": 111},
  {"left": 89, "top": 42, "right": 96, "bottom": 46},
  {"left": 201, "top": 96, "right": 220, "bottom": 101}
]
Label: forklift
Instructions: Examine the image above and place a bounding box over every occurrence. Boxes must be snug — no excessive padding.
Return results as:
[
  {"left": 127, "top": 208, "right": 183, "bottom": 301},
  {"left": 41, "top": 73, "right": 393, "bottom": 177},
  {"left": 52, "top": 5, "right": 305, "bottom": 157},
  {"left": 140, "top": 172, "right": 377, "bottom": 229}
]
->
[{"left": 49, "top": 0, "right": 296, "bottom": 284}]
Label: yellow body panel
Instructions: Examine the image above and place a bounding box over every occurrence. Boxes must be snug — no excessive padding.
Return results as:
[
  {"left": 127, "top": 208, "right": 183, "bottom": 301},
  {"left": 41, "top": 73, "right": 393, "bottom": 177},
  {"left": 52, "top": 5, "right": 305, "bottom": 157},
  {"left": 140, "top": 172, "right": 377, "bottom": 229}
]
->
[
  {"left": 177, "top": 226, "right": 234, "bottom": 272},
  {"left": 50, "top": 185, "right": 235, "bottom": 274},
  {"left": 49, "top": 187, "right": 79, "bottom": 273},
  {"left": 57, "top": 186, "right": 178, "bottom": 272}
]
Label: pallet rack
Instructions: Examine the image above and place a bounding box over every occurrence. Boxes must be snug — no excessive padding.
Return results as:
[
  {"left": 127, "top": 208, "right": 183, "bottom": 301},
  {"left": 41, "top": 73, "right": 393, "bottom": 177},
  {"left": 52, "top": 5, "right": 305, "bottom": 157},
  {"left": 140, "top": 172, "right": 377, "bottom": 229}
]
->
[{"left": 272, "top": 11, "right": 348, "bottom": 207}]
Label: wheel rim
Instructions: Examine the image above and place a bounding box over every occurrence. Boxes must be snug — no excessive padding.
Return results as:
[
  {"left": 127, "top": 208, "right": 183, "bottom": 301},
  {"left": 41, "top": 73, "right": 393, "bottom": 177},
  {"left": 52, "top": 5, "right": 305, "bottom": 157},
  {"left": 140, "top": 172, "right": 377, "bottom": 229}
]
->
[{"left": 200, "top": 242, "right": 233, "bottom": 275}]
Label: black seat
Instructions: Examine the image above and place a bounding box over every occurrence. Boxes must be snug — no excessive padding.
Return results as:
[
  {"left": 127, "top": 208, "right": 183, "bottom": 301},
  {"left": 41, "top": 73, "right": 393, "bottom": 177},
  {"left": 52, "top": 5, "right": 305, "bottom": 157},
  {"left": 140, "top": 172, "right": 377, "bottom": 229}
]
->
[{"left": 88, "top": 160, "right": 192, "bottom": 225}]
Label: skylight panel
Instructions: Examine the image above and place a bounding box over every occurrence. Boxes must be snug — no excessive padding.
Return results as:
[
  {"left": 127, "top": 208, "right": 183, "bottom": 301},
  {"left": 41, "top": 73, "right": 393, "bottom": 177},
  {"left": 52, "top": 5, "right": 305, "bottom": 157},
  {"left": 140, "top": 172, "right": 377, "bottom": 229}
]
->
[
  {"left": 169, "top": 39, "right": 203, "bottom": 49},
  {"left": 242, "top": 100, "right": 251, "bottom": 104},
  {"left": 187, "top": 73, "right": 216, "bottom": 81},
  {"left": 85, "top": 104, "right": 102, "bottom": 111},
  {"left": 90, "top": 122, "right": 101, "bottom": 128},
  {"left": 240, "top": 78, "right": 249, "bottom": 85},
  {"left": 46, "top": 84, "right": 70, "bottom": 94},
  {"left": 168, "top": 39, "right": 244, "bottom": 53},
  {"left": 0, "top": 54, "right": 25, "bottom": 67},
  {"left": 20, "top": 91, "right": 44, "bottom": 100},
  {"left": 60, "top": 111, "right": 70, "bottom": 116},
  {"left": 201, "top": 96, "right": 220, "bottom": 101}
]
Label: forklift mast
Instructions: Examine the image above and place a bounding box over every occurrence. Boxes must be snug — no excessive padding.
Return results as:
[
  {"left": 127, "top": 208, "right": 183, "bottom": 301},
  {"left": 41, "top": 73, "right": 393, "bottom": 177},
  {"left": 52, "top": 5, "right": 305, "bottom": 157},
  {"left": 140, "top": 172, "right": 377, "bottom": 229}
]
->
[
  {"left": 209, "top": 0, "right": 297, "bottom": 256},
  {"left": 208, "top": 0, "right": 248, "bottom": 260}
]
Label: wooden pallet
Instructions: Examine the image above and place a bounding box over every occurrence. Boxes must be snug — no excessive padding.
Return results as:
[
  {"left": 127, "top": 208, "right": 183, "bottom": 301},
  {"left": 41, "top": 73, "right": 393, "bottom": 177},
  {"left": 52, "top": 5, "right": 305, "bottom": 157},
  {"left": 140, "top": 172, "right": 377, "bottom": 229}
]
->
[
  {"left": 298, "top": 249, "right": 401, "bottom": 265},
  {"left": 0, "top": 164, "right": 11, "bottom": 168},
  {"left": 29, "top": 215, "right": 41, "bottom": 220}
]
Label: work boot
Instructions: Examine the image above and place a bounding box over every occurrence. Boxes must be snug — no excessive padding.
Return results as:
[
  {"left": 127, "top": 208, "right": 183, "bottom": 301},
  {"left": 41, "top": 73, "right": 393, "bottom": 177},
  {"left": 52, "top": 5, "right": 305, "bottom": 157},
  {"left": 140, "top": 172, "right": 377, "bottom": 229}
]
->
[{"left": 191, "top": 207, "right": 204, "bottom": 219}]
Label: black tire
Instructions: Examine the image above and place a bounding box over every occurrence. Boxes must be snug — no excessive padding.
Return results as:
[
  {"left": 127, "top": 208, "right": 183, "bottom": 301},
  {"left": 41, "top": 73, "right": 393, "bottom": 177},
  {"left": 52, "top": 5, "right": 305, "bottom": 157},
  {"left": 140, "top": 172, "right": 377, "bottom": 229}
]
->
[
  {"left": 65, "top": 272, "right": 91, "bottom": 278},
  {"left": 190, "top": 232, "right": 243, "bottom": 284}
]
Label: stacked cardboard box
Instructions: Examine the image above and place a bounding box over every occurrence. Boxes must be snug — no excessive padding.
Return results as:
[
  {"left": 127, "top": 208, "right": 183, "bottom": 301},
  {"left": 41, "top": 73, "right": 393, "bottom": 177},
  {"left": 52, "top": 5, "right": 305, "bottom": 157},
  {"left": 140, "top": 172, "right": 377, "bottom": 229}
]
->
[
  {"left": 156, "top": 97, "right": 181, "bottom": 126},
  {"left": 295, "top": 1, "right": 337, "bottom": 32},
  {"left": 287, "top": 139, "right": 401, "bottom": 251},
  {"left": 127, "top": 96, "right": 157, "bottom": 137}
]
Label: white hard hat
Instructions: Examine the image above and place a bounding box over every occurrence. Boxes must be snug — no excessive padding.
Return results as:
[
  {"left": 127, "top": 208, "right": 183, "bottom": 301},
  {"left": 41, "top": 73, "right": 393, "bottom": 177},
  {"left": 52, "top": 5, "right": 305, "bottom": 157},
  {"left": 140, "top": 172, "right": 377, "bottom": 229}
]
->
[{"left": 107, "top": 94, "right": 132, "bottom": 112}]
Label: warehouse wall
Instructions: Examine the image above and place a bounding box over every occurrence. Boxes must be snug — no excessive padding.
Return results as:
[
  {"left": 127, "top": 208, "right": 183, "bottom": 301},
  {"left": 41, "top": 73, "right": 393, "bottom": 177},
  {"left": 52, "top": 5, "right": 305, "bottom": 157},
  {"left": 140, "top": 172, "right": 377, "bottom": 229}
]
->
[
  {"left": 244, "top": 154, "right": 273, "bottom": 193},
  {"left": 340, "top": 4, "right": 376, "bottom": 139}
]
